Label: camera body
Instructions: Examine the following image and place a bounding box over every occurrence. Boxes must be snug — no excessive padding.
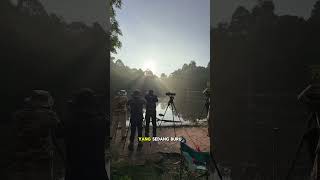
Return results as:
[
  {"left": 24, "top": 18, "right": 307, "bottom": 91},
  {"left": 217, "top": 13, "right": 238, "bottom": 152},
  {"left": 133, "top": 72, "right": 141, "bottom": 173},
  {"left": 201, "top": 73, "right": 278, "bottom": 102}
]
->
[
  {"left": 203, "top": 88, "right": 210, "bottom": 97},
  {"left": 165, "top": 92, "right": 176, "bottom": 97}
]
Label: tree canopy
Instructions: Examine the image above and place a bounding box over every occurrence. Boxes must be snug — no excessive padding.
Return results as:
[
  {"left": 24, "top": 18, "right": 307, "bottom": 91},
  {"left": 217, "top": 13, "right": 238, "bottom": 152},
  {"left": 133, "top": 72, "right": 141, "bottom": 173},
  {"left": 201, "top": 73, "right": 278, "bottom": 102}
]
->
[
  {"left": 212, "top": 0, "right": 320, "bottom": 178},
  {"left": 1, "top": 0, "right": 109, "bottom": 120},
  {"left": 110, "top": 0, "right": 122, "bottom": 54}
]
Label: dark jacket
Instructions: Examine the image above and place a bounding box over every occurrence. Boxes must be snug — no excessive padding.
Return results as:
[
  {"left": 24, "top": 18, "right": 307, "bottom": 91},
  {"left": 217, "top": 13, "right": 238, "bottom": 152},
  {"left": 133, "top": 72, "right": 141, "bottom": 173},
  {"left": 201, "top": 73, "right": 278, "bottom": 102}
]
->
[
  {"left": 128, "top": 97, "right": 146, "bottom": 119},
  {"left": 145, "top": 94, "right": 158, "bottom": 111},
  {"left": 65, "top": 111, "right": 108, "bottom": 180},
  {"left": 65, "top": 89, "right": 108, "bottom": 180}
]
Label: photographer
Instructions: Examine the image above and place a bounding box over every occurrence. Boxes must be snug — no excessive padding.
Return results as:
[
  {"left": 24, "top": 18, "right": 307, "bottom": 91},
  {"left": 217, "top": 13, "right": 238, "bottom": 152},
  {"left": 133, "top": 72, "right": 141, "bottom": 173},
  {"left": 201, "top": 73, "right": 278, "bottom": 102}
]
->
[
  {"left": 111, "top": 90, "right": 128, "bottom": 141},
  {"left": 203, "top": 88, "right": 211, "bottom": 137},
  {"left": 11, "top": 90, "right": 62, "bottom": 180},
  {"left": 65, "top": 88, "right": 109, "bottom": 180},
  {"left": 127, "top": 90, "right": 146, "bottom": 151},
  {"left": 203, "top": 88, "right": 210, "bottom": 116},
  {"left": 144, "top": 90, "right": 158, "bottom": 137}
]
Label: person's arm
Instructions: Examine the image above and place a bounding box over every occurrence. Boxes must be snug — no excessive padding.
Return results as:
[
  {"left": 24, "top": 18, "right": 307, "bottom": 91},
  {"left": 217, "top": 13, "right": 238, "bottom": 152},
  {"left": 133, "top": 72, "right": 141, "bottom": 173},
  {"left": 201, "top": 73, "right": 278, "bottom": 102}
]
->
[
  {"left": 39, "top": 110, "right": 60, "bottom": 129},
  {"left": 127, "top": 99, "right": 131, "bottom": 114},
  {"left": 124, "top": 96, "right": 129, "bottom": 109},
  {"left": 111, "top": 97, "right": 117, "bottom": 111},
  {"left": 143, "top": 99, "right": 147, "bottom": 110}
]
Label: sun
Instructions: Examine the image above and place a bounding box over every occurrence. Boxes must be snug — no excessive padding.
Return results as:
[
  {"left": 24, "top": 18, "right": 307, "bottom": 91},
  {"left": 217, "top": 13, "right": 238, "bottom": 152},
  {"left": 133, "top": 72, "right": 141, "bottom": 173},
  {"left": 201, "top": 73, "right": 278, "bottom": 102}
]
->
[{"left": 143, "top": 60, "right": 156, "bottom": 73}]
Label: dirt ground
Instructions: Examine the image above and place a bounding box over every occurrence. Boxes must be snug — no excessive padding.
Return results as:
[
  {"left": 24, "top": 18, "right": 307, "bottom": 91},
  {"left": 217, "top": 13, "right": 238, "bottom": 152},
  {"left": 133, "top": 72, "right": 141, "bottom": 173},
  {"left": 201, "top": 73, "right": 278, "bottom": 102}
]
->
[
  {"left": 2, "top": 124, "right": 210, "bottom": 180},
  {"left": 111, "top": 127, "right": 210, "bottom": 180},
  {"left": 114, "top": 127, "right": 209, "bottom": 151}
]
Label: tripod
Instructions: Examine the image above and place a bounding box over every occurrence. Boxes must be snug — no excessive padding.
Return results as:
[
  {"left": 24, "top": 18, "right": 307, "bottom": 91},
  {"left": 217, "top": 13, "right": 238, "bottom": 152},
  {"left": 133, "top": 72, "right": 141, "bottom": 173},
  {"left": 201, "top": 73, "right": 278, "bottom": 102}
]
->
[
  {"left": 158, "top": 95, "right": 182, "bottom": 137},
  {"left": 286, "top": 111, "right": 320, "bottom": 180},
  {"left": 122, "top": 120, "right": 131, "bottom": 151},
  {"left": 198, "top": 96, "right": 210, "bottom": 120}
]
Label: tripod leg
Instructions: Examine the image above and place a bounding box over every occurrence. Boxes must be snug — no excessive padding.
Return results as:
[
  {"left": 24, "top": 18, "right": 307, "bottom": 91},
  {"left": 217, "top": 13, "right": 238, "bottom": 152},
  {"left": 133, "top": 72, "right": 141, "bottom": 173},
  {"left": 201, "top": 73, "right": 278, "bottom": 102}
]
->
[
  {"left": 316, "top": 113, "right": 320, "bottom": 154},
  {"left": 159, "top": 103, "right": 170, "bottom": 130},
  {"left": 286, "top": 113, "right": 315, "bottom": 180},
  {"left": 316, "top": 112, "right": 320, "bottom": 129},
  {"left": 122, "top": 120, "right": 131, "bottom": 151},
  {"left": 198, "top": 104, "right": 206, "bottom": 120},
  {"left": 111, "top": 115, "right": 119, "bottom": 142},
  {"left": 172, "top": 102, "right": 183, "bottom": 126},
  {"left": 210, "top": 151, "right": 223, "bottom": 180},
  {"left": 171, "top": 104, "right": 176, "bottom": 137},
  {"left": 311, "top": 153, "right": 319, "bottom": 180},
  {"left": 286, "top": 134, "right": 307, "bottom": 180},
  {"left": 311, "top": 113, "right": 320, "bottom": 179},
  {"left": 50, "top": 150, "right": 54, "bottom": 180}
]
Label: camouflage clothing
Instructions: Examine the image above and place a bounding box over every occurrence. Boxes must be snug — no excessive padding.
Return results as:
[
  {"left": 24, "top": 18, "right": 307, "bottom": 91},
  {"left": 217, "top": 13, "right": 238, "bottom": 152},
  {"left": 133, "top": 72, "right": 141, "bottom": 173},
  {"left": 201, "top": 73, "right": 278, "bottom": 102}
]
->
[
  {"left": 111, "top": 95, "right": 128, "bottom": 139},
  {"left": 11, "top": 107, "right": 60, "bottom": 179},
  {"left": 112, "top": 95, "right": 128, "bottom": 114}
]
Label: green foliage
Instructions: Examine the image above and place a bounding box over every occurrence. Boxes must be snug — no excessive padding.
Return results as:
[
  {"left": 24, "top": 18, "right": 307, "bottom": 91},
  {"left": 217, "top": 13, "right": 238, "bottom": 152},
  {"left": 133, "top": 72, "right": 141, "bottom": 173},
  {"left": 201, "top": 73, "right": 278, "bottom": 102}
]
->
[
  {"left": 119, "top": 175, "right": 132, "bottom": 180},
  {"left": 165, "top": 61, "right": 209, "bottom": 94},
  {"left": 110, "top": 0, "right": 122, "bottom": 54},
  {"left": 111, "top": 60, "right": 209, "bottom": 121},
  {"left": 212, "top": 1, "right": 320, "bottom": 176},
  {"left": 1, "top": 0, "right": 109, "bottom": 120},
  {"left": 111, "top": 160, "right": 163, "bottom": 180},
  {"left": 311, "top": 0, "right": 320, "bottom": 21},
  {"left": 111, "top": 60, "right": 209, "bottom": 97}
]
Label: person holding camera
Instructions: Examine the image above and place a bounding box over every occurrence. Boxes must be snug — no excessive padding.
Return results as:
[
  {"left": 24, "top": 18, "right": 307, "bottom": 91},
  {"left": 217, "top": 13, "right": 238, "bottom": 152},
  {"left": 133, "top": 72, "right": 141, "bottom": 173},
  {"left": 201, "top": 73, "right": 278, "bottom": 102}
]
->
[
  {"left": 144, "top": 90, "right": 158, "bottom": 137},
  {"left": 11, "top": 90, "right": 62, "bottom": 180},
  {"left": 111, "top": 90, "right": 128, "bottom": 141},
  {"left": 65, "top": 88, "right": 109, "bottom": 180},
  {"left": 127, "top": 90, "right": 146, "bottom": 151}
]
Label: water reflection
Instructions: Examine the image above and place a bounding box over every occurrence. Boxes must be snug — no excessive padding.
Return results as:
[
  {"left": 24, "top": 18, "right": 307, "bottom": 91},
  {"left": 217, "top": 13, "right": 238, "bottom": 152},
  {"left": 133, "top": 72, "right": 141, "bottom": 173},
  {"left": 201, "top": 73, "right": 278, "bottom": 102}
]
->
[
  {"left": 126, "top": 97, "right": 208, "bottom": 127},
  {"left": 156, "top": 97, "right": 208, "bottom": 126}
]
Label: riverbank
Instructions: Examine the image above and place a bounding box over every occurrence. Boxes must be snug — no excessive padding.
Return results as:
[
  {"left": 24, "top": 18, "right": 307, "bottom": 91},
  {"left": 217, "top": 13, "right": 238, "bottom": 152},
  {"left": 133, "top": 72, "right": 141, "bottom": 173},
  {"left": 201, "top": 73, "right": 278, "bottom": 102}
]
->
[{"left": 110, "top": 127, "right": 210, "bottom": 180}]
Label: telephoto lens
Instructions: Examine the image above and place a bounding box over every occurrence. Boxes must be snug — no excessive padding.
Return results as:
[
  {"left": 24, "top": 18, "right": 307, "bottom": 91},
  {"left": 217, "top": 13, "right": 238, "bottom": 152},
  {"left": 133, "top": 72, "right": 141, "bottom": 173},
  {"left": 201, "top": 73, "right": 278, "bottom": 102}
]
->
[{"left": 165, "top": 92, "right": 176, "bottom": 96}]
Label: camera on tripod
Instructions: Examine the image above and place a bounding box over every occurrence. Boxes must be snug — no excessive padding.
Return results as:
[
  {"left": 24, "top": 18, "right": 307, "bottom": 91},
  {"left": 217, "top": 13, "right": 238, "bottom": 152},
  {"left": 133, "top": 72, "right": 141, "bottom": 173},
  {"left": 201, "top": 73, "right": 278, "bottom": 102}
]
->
[
  {"left": 298, "top": 83, "right": 320, "bottom": 111},
  {"left": 165, "top": 92, "right": 176, "bottom": 97},
  {"left": 202, "top": 88, "right": 210, "bottom": 97}
]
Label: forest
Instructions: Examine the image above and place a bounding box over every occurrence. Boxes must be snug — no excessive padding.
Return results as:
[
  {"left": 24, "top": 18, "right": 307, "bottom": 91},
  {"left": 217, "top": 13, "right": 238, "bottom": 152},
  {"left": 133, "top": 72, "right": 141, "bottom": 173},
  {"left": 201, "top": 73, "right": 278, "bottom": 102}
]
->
[
  {"left": 211, "top": 0, "right": 320, "bottom": 178},
  {"left": 110, "top": 59, "right": 210, "bottom": 98},
  {"left": 1, "top": 0, "right": 320, "bottom": 178},
  {"left": 0, "top": 0, "right": 110, "bottom": 121},
  {"left": 0, "top": 0, "right": 210, "bottom": 121}
]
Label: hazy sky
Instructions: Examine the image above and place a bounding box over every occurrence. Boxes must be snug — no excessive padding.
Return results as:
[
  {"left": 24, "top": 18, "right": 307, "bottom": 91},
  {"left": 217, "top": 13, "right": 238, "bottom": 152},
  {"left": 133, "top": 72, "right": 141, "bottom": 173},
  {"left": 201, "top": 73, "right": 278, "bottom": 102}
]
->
[
  {"left": 112, "top": 0, "right": 210, "bottom": 76},
  {"left": 36, "top": 0, "right": 317, "bottom": 76}
]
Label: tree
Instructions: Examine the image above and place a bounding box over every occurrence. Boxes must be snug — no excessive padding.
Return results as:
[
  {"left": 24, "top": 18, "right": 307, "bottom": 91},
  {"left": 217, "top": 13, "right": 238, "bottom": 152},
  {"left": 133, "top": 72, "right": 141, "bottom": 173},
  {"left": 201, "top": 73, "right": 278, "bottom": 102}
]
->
[
  {"left": 310, "top": 0, "right": 320, "bottom": 22},
  {"left": 252, "top": 0, "right": 275, "bottom": 18},
  {"left": 231, "top": 7, "right": 250, "bottom": 23},
  {"left": 115, "top": 59, "right": 125, "bottom": 67},
  {"left": 189, "top": 61, "right": 196, "bottom": 69},
  {"left": 211, "top": 1, "right": 317, "bottom": 178},
  {"left": 110, "top": 0, "right": 122, "bottom": 54},
  {"left": 230, "top": 6, "right": 251, "bottom": 33},
  {"left": 182, "top": 63, "right": 188, "bottom": 71},
  {"left": 161, "top": 73, "right": 167, "bottom": 79}
]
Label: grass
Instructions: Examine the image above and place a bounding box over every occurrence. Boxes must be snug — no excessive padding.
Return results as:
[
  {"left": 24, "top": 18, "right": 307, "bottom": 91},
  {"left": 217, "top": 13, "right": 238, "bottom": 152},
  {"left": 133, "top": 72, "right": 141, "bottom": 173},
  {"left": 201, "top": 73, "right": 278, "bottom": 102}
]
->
[
  {"left": 111, "top": 160, "right": 164, "bottom": 180},
  {"left": 111, "top": 152, "right": 208, "bottom": 180}
]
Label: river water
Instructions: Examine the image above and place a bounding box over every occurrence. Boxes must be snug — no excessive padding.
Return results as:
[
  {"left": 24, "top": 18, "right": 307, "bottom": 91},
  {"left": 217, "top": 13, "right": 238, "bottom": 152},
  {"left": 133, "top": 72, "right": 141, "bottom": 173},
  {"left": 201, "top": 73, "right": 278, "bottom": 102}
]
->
[{"left": 126, "top": 97, "right": 208, "bottom": 127}]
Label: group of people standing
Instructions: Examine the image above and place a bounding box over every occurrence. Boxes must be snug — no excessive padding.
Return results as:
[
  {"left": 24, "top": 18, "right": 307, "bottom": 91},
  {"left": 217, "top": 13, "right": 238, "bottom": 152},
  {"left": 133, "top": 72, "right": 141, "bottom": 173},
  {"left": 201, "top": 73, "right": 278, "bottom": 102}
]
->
[
  {"left": 9, "top": 88, "right": 159, "bottom": 179},
  {"left": 11, "top": 88, "right": 109, "bottom": 180},
  {"left": 111, "top": 89, "right": 158, "bottom": 151}
]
